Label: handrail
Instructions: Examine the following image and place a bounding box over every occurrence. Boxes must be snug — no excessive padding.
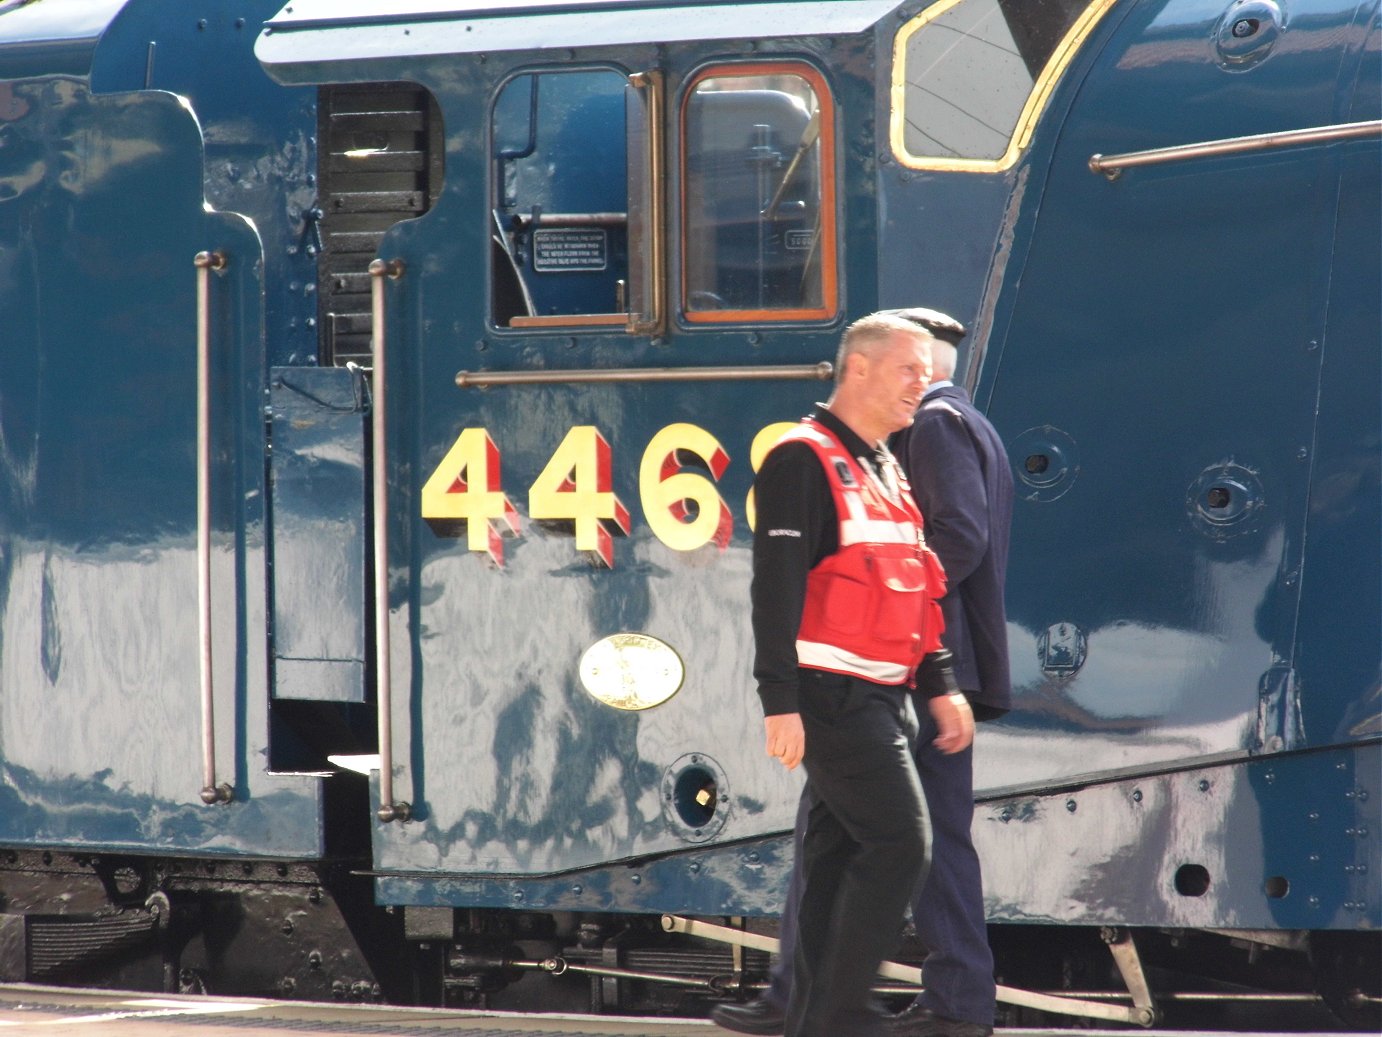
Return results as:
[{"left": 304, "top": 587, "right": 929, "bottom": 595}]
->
[
  {"left": 194, "top": 250, "right": 233, "bottom": 806},
  {"left": 455, "top": 362, "right": 834, "bottom": 388},
  {"left": 1089, "top": 119, "right": 1382, "bottom": 178},
  {"left": 369, "top": 257, "right": 411, "bottom": 825}
]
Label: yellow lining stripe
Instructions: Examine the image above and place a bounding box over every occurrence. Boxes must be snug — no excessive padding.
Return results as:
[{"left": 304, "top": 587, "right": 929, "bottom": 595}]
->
[{"left": 889, "top": 0, "right": 1120, "bottom": 173}]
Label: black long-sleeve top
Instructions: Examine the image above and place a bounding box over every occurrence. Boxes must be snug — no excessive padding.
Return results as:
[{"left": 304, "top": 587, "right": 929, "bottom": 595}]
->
[{"left": 750, "top": 407, "right": 956, "bottom": 716}]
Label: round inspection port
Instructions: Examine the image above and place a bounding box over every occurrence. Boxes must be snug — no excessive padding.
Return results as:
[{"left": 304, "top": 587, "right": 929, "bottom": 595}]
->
[
  {"left": 1187, "top": 462, "right": 1264, "bottom": 539},
  {"left": 1174, "top": 863, "right": 1211, "bottom": 897},
  {"left": 1009, "top": 426, "right": 1079, "bottom": 502},
  {"left": 1264, "top": 875, "right": 1290, "bottom": 899},
  {"left": 661, "top": 753, "right": 730, "bottom": 843}
]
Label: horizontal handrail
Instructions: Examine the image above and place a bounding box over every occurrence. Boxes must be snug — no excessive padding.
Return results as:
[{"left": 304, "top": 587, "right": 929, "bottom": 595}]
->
[
  {"left": 455, "top": 362, "right": 833, "bottom": 388},
  {"left": 1090, "top": 119, "right": 1382, "bottom": 178}
]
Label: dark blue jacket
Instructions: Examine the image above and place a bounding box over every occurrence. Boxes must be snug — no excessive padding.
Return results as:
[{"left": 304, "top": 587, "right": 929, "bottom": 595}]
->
[{"left": 892, "top": 385, "right": 1013, "bottom": 718}]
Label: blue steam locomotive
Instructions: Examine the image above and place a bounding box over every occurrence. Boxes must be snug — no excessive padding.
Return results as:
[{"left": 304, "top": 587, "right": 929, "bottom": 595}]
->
[{"left": 0, "top": 0, "right": 1377, "bottom": 1026}]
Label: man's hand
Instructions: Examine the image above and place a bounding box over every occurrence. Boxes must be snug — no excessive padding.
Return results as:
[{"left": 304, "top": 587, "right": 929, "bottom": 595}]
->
[
  {"left": 929, "top": 693, "right": 975, "bottom": 754},
  {"left": 764, "top": 713, "right": 805, "bottom": 770}
]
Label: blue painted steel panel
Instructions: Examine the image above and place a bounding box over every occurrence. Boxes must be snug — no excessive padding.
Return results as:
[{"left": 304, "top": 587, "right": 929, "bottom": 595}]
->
[
  {"left": 977, "top": 743, "right": 1380, "bottom": 929},
  {"left": 269, "top": 367, "right": 369, "bottom": 703},
  {"left": 90, "top": 0, "right": 321, "bottom": 367},
  {"left": 0, "top": 0, "right": 1372, "bottom": 958},
  {"left": 0, "top": 76, "right": 326, "bottom": 856},
  {"left": 0, "top": 0, "right": 125, "bottom": 79},
  {"left": 966, "top": 0, "right": 1382, "bottom": 797},
  {"left": 316, "top": 32, "right": 882, "bottom": 888}
]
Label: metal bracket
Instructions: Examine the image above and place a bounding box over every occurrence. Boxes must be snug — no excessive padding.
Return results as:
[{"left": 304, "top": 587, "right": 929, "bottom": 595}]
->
[{"left": 1102, "top": 926, "right": 1159, "bottom": 1027}]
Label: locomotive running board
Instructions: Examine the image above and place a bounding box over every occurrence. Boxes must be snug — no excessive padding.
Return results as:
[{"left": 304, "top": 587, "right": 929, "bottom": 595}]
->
[{"left": 662, "top": 914, "right": 1158, "bottom": 1027}]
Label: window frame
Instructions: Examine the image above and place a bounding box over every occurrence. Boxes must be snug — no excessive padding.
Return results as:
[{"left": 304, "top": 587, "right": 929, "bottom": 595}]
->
[
  {"left": 678, "top": 60, "right": 840, "bottom": 326},
  {"left": 889, "top": 0, "right": 1119, "bottom": 173},
  {"left": 488, "top": 64, "right": 665, "bottom": 334}
]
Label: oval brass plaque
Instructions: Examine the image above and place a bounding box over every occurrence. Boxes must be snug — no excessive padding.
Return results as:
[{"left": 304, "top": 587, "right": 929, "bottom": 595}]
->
[{"left": 579, "top": 633, "right": 685, "bottom": 711}]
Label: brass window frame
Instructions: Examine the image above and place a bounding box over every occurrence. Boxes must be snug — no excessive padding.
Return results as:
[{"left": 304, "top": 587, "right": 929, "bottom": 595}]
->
[
  {"left": 679, "top": 60, "right": 840, "bottom": 325},
  {"left": 489, "top": 65, "right": 665, "bottom": 335}
]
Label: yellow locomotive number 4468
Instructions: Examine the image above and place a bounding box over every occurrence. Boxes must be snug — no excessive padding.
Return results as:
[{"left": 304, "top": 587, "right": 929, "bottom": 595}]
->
[
  {"left": 418, "top": 427, "right": 520, "bottom": 564},
  {"left": 639, "top": 423, "right": 732, "bottom": 552},
  {"left": 421, "top": 421, "right": 795, "bottom": 567},
  {"left": 528, "top": 426, "right": 630, "bottom": 569}
]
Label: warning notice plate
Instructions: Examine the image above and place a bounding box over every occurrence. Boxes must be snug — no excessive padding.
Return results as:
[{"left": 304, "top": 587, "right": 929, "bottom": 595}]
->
[{"left": 533, "top": 228, "right": 609, "bottom": 272}]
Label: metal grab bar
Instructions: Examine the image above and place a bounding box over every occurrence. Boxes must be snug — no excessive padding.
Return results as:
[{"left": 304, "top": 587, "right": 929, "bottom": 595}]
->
[
  {"left": 661, "top": 915, "right": 1157, "bottom": 1027},
  {"left": 455, "top": 361, "right": 834, "bottom": 388},
  {"left": 194, "top": 250, "right": 233, "bottom": 806},
  {"left": 1089, "top": 119, "right": 1382, "bottom": 178},
  {"left": 369, "top": 257, "right": 411, "bottom": 825}
]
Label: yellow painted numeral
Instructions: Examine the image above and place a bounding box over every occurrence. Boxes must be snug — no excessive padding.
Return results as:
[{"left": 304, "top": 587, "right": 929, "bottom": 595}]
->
[
  {"left": 528, "top": 426, "right": 630, "bottom": 568},
  {"left": 420, "top": 428, "right": 520, "bottom": 564},
  {"left": 639, "top": 423, "right": 732, "bottom": 551},
  {"left": 746, "top": 422, "right": 797, "bottom": 531}
]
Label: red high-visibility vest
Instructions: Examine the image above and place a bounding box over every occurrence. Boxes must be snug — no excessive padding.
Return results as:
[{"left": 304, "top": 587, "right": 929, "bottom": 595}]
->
[{"left": 779, "top": 419, "right": 946, "bottom": 684}]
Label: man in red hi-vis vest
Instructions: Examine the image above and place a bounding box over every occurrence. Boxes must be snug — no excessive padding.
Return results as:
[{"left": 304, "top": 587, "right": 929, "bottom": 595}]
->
[{"left": 734, "top": 312, "right": 971, "bottom": 1037}]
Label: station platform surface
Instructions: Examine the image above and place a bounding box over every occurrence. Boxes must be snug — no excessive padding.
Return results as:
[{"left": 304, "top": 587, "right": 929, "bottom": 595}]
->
[{"left": 0, "top": 984, "right": 1348, "bottom": 1037}]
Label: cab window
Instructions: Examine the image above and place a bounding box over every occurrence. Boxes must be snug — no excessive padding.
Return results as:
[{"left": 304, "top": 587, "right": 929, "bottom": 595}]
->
[
  {"left": 491, "top": 67, "right": 662, "bottom": 332},
  {"left": 681, "top": 64, "right": 837, "bottom": 324},
  {"left": 892, "top": 0, "right": 1116, "bottom": 171}
]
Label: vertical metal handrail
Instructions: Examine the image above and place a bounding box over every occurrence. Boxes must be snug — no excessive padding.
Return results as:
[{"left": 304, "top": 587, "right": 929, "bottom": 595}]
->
[
  {"left": 369, "top": 257, "right": 411, "bottom": 824},
  {"left": 194, "top": 250, "right": 233, "bottom": 806}
]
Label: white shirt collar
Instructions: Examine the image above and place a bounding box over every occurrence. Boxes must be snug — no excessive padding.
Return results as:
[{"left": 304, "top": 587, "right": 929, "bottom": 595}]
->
[{"left": 924, "top": 379, "right": 954, "bottom": 398}]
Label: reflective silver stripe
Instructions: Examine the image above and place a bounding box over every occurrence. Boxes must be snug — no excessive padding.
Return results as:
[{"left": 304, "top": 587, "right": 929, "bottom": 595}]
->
[
  {"left": 783, "top": 422, "right": 921, "bottom": 544},
  {"left": 840, "top": 487, "right": 871, "bottom": 526},
  {"left": 796, "top": 640, "right": 910, "bottom": 684},
  {"left": 839, "top": 517, "right": 917, "bottom": 545},
  {"left": 783, "top": 425, "right": 833, "bottom": 448}
]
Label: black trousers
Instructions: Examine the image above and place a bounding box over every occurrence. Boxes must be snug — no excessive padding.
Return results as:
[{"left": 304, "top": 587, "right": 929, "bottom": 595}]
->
[
  {"left": 786, "top": 668, "right": 928, "bottom": 1037},
  {"left": 768, "top": 707, "right": 995, "bottom": 1026}
]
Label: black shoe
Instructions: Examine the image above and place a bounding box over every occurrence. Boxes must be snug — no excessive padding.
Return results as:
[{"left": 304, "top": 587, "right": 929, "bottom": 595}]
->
[
  {"left": 885, "top": 1003, "right": 994, "bottom": 1037},
  {"left": 710, "top": 997, "right": 787, "bottom": 1035}
]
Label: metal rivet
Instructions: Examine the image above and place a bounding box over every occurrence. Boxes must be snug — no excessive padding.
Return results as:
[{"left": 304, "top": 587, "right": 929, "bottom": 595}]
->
[{"left": 1066, "top": 799, "right": 1077, "bottom": 813}]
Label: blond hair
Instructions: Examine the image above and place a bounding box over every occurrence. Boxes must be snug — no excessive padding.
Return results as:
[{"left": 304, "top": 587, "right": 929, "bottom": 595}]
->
[{"left": 834, "top": 312, "right": 933, "bottom": 382}]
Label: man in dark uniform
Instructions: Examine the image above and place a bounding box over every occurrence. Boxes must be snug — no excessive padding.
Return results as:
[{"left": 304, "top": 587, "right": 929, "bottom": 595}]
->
[
  {"left": 884, "top": 309, "right": 1013, "bottom": 1036},
  {"left": 712, "top": 309, "right": 1012, "bottom": 1037},
  {"left": 736, "top": 312, "right": 968, "bottom": 1037}
]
